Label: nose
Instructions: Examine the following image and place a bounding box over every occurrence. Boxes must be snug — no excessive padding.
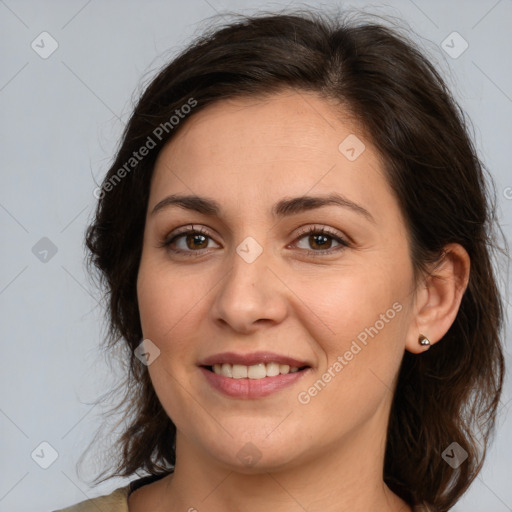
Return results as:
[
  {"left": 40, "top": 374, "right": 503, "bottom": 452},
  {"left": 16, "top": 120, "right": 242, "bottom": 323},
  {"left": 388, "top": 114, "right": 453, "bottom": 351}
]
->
[{"left": 210, "top": 241, "right": 288, "bottom": 334}]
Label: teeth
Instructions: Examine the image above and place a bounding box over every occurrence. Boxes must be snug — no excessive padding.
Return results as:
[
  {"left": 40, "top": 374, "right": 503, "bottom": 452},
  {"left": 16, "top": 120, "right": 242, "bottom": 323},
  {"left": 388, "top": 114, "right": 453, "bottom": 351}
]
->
[
  {"left": 211, "top": 362, "right": 302, "bottom": 379},
  {"left": 232, "top": 364, "right": 248, "bottom": 378},
  {"left": 221, "top": 363, "right": 232, "bottom": 377},
  {"left": 266, "top": 362, "right": 280, "bottom": 377},
  {"left": 248, "top": 363, "right": 266, "bottom": 379}
]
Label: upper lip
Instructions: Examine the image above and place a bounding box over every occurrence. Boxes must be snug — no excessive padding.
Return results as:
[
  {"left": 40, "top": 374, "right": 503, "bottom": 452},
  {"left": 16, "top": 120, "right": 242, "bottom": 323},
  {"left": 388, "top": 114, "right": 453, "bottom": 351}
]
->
[{"left": 199, "top": 351, "right": 311, "bottom": 368}]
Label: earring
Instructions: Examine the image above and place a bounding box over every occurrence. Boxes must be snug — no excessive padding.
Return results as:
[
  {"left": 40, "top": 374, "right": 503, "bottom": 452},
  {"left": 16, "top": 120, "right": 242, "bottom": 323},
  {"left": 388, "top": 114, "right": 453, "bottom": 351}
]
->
[{"left": 418, "top": 334, "right": 431, "bottom": 349}]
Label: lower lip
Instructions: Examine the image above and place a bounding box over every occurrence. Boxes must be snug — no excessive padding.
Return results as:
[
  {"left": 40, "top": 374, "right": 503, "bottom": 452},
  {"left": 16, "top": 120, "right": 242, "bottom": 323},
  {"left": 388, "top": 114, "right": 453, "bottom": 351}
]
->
[{"left": 200, "top": 366, "right": 309, "bottom": 399}]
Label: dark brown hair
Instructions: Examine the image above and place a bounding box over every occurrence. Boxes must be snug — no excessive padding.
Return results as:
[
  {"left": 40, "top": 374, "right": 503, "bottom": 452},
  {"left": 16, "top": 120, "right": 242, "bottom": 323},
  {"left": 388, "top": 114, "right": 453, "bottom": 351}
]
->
[{"left": 84, "top": 8, "right": 506, "bottom": 511}]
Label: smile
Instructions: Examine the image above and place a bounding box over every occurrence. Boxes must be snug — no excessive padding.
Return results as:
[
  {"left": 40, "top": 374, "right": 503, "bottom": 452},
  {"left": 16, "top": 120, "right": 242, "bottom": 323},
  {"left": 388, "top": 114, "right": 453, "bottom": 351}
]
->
[
  {"left": 200, "top": 366, "right": 310, "bottom": 399},
  {"left": 208, "top": 362, "right": 304, "bottom": 379}
]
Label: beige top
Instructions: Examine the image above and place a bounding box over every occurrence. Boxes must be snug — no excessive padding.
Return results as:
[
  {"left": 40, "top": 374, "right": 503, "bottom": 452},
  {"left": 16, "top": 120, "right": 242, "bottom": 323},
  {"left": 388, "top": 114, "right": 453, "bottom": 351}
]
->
[
  {"left": 54, "top": 485, "right": 131, "bottom": 512},
  {"left": 54, "top": 483, "right": 437, "bottom": 512}
]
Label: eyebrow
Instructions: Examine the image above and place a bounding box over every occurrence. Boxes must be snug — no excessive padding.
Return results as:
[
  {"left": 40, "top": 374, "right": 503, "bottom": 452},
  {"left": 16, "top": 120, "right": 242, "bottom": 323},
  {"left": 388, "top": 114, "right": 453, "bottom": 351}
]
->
[{"left": 151, "top": 193, "right": 375, "bottom": 223}]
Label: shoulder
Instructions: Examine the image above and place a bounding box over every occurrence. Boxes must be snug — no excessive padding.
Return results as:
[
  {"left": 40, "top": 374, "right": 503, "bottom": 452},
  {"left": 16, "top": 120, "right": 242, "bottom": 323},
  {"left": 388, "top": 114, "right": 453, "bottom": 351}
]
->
[
  {"left": 52, "top": 473, "right": 170, "bottom": 512},
  {"left": 52, "top": 485, "right": 130, "bottom": 512}
]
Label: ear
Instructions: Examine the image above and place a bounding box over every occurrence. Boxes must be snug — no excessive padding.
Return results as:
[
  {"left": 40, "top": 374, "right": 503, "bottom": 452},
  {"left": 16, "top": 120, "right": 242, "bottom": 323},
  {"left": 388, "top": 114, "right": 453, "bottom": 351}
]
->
[{"left": 405, "top": 243, "right": 470, "bottom": 354}]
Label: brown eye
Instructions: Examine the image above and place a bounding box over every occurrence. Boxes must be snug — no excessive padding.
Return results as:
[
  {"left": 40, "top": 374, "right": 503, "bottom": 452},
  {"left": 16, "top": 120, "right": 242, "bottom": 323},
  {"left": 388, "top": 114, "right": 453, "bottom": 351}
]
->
[
  {"left": 293, "top": 226, "right": 349, "bottom": 255},
  {"left": 307, "top": 233, "right": 333, "bottom": 250},
  {"left": 183, "top": 233, "right": 209, "bottom": 250},
  {"left": 161, "top": 226, "right": 220, "bottom": 254}
]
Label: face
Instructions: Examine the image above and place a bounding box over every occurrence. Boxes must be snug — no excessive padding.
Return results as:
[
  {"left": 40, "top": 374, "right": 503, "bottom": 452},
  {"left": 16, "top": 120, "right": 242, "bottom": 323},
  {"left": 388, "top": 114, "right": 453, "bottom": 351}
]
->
[{"left": 136, "top": 90, "right": 418, "bottom": 472}]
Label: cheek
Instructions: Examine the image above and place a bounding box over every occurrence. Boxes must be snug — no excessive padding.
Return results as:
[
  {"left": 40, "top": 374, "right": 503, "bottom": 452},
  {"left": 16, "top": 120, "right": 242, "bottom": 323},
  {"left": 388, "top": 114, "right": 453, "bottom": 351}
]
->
[
  {"left": 137, "top": 258, "right": 206, "bottom": 343},
  {"left": 292, "top": 265, "right": 408, "bottom": 397},
  {"left": 136, "top": 262, "right": 206, "bottom": 424},
  {"left": 291, "top": 262, "right": 404, "bottom": 341}
]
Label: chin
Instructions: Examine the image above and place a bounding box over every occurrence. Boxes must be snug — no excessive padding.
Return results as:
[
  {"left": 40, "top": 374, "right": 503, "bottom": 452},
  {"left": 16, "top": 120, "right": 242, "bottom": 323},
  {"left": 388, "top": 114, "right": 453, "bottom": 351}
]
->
[{"left": 202, "top": 433, "right": 308, "bottom": 474}]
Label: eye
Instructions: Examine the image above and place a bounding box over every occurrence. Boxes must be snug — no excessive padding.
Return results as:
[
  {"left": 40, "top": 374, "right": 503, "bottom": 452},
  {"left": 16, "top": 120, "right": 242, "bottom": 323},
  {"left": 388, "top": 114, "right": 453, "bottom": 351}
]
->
[
  {"left": 160, "top": 224, "right": 350, "bottom": 257},
  {"left": 160, "top": 225, "right": 219, "bottom": 255},
  {"left": 291, "top": 225, "right": 350, "bottom": 255}
]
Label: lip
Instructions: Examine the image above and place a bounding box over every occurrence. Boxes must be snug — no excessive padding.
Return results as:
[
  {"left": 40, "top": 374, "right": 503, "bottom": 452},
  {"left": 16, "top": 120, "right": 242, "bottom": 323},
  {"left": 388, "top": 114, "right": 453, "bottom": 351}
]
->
[
  {"left": 200, "top": 366, "right": 311, "bottom": 399},
  {"left": 199, "top": 351, "right": 312, "bottom": 399},
  {"left": 199, "top": 351, "right": 311, "bottom": 368}
]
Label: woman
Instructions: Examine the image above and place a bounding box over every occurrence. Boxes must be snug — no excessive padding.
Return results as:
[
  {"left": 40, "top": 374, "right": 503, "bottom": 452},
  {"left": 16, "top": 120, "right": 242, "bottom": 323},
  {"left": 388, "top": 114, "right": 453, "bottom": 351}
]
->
[{"left": 56, "top": 9, "right": 505, "bottom": 512}]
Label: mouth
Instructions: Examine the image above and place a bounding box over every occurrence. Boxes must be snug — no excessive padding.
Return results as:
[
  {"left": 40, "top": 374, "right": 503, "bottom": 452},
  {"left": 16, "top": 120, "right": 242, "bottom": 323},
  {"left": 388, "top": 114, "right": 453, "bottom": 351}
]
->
[
  {"left": 198, "top": 351, "right": 312, "bottom": 399},
  {"left": 199, "top": 351, "right": 312, "bottom": 379},
  {"left": 202, "top": 362, "right": 310, "bottom": 379}
]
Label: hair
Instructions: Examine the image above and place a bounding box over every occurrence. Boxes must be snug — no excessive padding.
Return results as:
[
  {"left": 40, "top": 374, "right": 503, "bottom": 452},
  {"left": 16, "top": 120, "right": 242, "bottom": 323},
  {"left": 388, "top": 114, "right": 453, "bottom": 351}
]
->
[{"left": 84, "top": 8, "right": 506, "bottom": 511}]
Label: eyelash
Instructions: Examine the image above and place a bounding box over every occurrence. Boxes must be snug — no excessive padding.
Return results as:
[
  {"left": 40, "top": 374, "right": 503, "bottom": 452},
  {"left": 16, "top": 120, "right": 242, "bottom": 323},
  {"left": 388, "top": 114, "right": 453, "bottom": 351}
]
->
[{"left": 159, "top": 224, "right": 350, "bottom": 258}]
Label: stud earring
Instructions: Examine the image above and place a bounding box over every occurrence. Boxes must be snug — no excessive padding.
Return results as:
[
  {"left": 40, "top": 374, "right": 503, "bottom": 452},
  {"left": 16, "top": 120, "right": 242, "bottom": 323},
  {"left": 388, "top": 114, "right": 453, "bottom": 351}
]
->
[{"left": 418, "top": 334, "right": 431, "bottom": 349}]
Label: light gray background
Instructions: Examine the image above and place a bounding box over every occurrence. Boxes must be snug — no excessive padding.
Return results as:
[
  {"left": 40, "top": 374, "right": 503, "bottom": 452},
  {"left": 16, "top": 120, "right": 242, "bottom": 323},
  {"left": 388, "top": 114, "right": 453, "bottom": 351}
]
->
[{"left": 1, "top": 1, "right": 511, "bottom": 511}]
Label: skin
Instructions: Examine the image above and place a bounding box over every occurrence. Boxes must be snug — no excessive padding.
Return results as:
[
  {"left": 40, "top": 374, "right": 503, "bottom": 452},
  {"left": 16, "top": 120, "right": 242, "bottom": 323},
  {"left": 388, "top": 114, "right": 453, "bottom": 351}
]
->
[{"left": 131, "top": 89, "right": 470, "bottom": 512}]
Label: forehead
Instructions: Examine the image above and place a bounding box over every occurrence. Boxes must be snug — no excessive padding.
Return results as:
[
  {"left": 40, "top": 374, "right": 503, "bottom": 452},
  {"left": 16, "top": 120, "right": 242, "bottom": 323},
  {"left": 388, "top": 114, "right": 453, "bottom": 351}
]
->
[
  {"left": 162, "top": 90, "right": 363, "bottom": 163},
  {"left": 149, "top": 90, "right": 393, "bottom": 225}
]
